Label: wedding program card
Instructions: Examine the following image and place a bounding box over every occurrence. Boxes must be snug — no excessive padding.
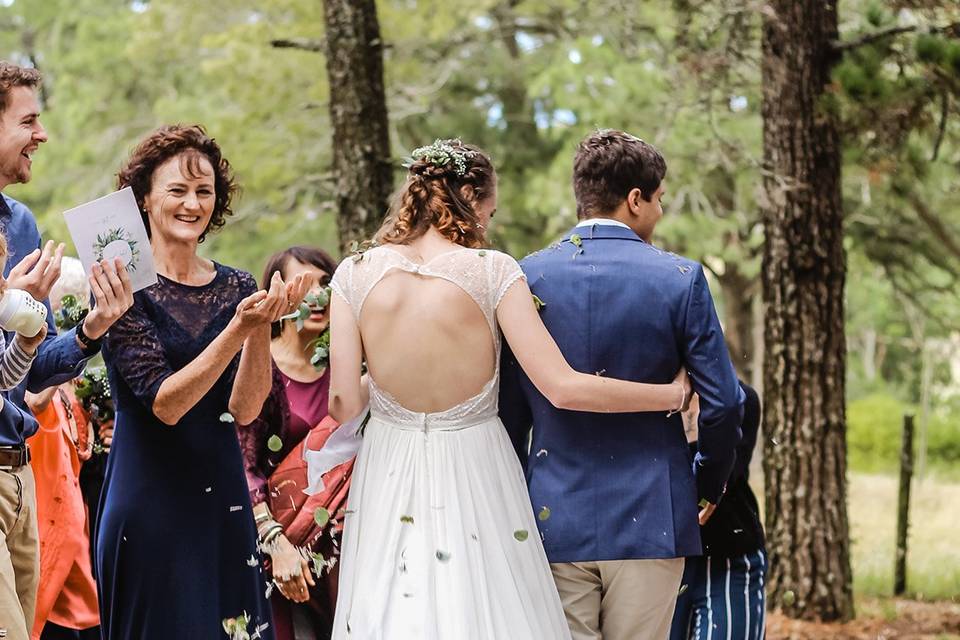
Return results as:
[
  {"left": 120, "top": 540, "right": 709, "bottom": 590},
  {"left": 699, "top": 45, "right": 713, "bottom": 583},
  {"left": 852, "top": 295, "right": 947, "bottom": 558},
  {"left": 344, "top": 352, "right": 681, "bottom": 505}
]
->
[{"left": 63, "top": 187, "right": 157, "bottom": 293}]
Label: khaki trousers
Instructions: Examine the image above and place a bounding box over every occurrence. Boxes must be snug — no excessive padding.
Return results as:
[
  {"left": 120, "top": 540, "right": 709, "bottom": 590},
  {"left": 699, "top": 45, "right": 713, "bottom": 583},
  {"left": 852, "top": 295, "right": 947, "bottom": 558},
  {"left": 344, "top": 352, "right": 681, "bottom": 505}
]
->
[
  {"left": 0, "top": 466, "right": 39, "bottom": 640},
  {"left": 552, "top": 558, "right": 685, "bottom": 640}
]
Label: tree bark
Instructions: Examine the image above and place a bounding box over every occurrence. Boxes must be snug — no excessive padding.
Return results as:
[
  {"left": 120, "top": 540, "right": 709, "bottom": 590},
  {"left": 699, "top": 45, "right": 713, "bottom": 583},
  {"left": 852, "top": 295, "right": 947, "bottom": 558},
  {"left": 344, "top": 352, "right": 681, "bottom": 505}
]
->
[
  {"left": 760, "top": 0, "right": 853, "bottom": 622},
  {"left": 322, "top": 0, "right": 393, "bottom": 254},
  {"left": 718, "top": 265, "right": 757, "bottom": 382}
]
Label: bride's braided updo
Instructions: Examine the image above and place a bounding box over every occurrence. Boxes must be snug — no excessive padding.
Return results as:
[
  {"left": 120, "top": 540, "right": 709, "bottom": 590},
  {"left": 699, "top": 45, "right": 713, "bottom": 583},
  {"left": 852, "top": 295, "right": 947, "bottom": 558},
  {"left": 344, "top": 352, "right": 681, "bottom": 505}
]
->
[{"left": 376, "top": 140, "right": 494, "bottom": 249}]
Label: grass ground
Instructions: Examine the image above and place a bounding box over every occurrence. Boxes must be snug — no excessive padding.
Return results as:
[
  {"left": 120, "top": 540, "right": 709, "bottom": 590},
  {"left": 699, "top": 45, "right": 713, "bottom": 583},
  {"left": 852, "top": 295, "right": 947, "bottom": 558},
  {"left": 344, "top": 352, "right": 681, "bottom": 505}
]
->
[
  {"left": 759, "top": 472, "right": 960, "bottom": 638},
  {"left": 848, "top": 471, "right": 960, "bottom": 602}
]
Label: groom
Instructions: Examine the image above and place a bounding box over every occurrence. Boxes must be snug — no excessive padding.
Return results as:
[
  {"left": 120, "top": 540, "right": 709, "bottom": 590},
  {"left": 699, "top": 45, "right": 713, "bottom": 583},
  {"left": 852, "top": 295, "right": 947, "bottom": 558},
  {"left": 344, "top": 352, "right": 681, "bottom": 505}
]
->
[{"left": 500, "top": 129, "right": 744, "bottom": 640}]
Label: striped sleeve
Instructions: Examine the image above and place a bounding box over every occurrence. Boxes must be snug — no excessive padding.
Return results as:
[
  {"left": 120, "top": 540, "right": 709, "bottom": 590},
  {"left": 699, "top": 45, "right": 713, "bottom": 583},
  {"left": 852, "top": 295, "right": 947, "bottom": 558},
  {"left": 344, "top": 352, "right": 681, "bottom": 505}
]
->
[{"left": 0, "top": 334, "right": 37, "bottom": 390}]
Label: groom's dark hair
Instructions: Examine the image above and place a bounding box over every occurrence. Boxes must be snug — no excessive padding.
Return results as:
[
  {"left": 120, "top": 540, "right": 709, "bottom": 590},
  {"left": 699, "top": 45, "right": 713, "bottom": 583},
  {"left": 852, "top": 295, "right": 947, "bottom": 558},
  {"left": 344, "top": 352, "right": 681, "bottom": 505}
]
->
[{"left": 572, "top": 129, "right": 666, "bottom": 219}]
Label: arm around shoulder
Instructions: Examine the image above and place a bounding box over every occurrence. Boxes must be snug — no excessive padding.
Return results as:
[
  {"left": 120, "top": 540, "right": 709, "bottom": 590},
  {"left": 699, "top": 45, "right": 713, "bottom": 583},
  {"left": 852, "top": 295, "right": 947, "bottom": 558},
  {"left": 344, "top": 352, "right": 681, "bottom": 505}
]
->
[{"left": 497, "top": 277, "right": 684, "bottom": 413}]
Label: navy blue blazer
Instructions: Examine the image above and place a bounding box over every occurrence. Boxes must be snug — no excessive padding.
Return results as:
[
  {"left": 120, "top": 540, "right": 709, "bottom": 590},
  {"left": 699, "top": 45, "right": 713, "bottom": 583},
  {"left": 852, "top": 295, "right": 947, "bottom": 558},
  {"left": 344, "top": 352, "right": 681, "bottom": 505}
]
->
[{"left": 499, "top": 223, "right": 744, "bottom": 562}]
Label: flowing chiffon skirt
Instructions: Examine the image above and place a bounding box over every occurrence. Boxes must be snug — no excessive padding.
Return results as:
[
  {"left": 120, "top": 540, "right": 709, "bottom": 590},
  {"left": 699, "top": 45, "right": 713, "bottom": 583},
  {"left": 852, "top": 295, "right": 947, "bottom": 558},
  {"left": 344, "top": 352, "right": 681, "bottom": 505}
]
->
[{"left": 332, "top": 413, "right": 571, "bottom": 640}]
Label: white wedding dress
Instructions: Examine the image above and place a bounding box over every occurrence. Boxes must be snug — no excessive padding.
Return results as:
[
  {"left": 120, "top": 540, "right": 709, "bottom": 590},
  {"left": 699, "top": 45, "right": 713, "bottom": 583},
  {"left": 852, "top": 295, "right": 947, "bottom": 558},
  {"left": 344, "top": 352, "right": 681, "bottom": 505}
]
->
[{"left": 327, "top": 245, "right": 571, "bottom": 640}]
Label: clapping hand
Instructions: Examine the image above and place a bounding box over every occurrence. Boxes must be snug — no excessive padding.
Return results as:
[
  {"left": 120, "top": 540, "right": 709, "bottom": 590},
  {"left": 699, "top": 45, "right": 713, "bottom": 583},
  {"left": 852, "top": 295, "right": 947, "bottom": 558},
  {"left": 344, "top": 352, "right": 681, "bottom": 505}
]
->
[
  {"left": 235, "top": 272, "right": 310, "bottom": 332},
  {"left": 6, "top": 241, "right": 65, "bottom": 301}
]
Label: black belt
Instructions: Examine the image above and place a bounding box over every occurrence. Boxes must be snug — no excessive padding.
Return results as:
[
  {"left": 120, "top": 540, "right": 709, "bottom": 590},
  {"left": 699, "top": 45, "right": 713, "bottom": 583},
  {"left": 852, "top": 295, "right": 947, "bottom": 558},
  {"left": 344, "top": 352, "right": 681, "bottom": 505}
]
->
[{"left": 0, "top": 445, "right": 29, "bottom": 469}]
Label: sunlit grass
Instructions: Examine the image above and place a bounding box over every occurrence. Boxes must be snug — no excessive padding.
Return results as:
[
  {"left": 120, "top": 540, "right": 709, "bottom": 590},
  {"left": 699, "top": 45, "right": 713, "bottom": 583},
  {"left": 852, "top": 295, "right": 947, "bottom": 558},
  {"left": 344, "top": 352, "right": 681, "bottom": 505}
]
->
[
  {"left": 753, "top": 470, "right": 960, "bottom": 603},
  {"left": 849, "top": 471, "right": 960, "bottom": 602}
]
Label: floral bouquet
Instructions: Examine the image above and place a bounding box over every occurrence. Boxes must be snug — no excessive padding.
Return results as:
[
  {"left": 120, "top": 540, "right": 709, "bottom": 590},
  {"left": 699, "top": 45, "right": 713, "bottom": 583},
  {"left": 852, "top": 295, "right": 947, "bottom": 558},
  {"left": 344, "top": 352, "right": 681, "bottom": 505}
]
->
[
  {"left": 54, "top": 294, "right": 89, "bottom": 331},
  {"left": 74, "top": 366, "right": 114, "bottom": 454}
]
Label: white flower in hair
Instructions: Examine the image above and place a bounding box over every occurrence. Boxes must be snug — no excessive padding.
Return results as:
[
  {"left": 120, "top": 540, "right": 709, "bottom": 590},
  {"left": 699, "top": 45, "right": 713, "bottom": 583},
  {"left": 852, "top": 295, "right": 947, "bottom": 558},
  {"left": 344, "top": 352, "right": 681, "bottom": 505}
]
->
[{"left": 405, "top": 139, "right": 477, "bottom": 177}]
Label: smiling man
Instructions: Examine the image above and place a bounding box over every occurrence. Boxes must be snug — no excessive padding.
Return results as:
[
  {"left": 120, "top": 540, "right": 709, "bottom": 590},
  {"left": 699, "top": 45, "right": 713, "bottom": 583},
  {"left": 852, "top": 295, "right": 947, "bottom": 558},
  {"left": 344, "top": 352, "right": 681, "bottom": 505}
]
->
[{"left": 0, "top": 62, "right": 134, "bottom": 640}]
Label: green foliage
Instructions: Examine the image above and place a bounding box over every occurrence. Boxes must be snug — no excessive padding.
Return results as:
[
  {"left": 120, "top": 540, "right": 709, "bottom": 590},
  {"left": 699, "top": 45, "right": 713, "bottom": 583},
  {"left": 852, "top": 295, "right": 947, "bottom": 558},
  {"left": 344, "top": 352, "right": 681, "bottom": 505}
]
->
[
  {"left": 848, "top": 393, "right": 910, "bottom": 472},
  {"left": 848, "top": 392, "right": 960, "bottom": 474}
]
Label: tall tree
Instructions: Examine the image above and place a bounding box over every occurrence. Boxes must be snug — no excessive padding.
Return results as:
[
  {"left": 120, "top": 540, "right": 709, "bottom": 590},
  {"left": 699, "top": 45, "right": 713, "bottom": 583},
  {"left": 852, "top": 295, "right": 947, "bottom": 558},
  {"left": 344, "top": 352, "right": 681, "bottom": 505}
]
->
[
  {"left": 760, "top": 0, "right": 853, "bottom": 621},
  {"left": 322, "top": 0, "right": 392, "bottom": 253}
]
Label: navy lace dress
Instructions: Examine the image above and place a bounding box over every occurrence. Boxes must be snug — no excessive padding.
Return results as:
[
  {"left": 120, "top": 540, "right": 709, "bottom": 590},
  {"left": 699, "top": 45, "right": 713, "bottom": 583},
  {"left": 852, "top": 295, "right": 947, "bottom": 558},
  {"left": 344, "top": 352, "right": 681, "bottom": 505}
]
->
[{"left": 96, "top": 264, "right": 274, "bottom": 639}]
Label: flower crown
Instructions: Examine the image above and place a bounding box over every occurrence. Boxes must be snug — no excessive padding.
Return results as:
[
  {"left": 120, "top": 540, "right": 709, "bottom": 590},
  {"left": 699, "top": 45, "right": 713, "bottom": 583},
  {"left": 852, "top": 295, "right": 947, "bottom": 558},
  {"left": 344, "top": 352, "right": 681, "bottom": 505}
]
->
[{"left": 405, "top": 139, "right": 477, "bottom": 177}]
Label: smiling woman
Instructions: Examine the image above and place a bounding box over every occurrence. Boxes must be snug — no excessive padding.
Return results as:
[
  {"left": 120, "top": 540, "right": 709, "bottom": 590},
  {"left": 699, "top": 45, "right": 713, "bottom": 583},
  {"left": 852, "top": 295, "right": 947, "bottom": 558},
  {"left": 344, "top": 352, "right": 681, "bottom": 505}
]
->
[{"left": 94, "top": 125, "right": 312, "bottom": 639}]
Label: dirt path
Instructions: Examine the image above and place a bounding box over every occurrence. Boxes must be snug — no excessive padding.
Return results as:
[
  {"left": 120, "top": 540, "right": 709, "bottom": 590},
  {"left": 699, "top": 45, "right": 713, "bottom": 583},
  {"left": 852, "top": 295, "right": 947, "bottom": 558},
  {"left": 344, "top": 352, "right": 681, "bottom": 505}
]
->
[{"left": 766, "top": 599, "right": 960, "bottom": 639}]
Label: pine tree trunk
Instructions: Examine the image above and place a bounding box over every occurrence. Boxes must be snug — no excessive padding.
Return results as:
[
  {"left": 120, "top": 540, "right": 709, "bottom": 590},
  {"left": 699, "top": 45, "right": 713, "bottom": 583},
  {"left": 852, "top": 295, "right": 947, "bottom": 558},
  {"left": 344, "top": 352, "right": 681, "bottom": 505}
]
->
[
  {"left": 760, "top": 0, "right": 853, "bottom": 621},
  {"left": 718, "top": 266, "right": 757, "bottom": 382},
  {"left": 323, "top": 0, "right": 392, "bottom": 254}
]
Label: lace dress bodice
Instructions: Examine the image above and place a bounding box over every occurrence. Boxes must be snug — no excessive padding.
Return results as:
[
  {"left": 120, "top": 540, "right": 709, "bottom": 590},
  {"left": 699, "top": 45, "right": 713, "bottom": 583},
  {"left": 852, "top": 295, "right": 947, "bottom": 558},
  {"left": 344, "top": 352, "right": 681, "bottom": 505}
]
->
[{"left": 330, "top": 245, "right": 525, "bottom": 429}]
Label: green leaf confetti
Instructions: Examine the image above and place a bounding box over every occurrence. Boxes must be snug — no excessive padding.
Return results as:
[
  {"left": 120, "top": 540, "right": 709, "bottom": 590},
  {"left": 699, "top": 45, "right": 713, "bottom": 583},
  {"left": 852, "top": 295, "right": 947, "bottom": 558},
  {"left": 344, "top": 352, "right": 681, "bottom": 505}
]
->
[
  {"left": 314, "top": 507, "right": 330, "bottom": 527},
  {"left": 267, "top": 435, "right": 283, "bottom": 452},
  {"left": 538, "top": 506, "right": 551, "bottom": 521},
  {"left": 219, "top": 412, "right": 235, "bottom": 423},
  {"left": 513, "top": 529, "right": 529, "bottom": 542}
]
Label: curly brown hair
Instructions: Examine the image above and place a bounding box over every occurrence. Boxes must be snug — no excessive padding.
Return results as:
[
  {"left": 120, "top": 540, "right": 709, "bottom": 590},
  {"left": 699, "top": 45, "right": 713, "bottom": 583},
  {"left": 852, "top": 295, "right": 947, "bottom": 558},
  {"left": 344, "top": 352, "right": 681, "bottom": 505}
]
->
[
  {"left": 117, "top": 124, "right": 238, "bottom": 243},
  {"left": 0, "top": 62, "right": 41, "bottom": 117},
  {"left": 375, "top": 140, "right": 495, "bottom": 249}
]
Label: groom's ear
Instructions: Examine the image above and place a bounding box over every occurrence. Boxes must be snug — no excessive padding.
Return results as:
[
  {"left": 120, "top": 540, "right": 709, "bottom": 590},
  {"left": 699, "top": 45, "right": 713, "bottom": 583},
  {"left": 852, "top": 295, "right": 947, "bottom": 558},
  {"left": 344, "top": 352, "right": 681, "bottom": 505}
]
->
[{"left": 626, "top": 187, "right": 645, "bottom": 214}]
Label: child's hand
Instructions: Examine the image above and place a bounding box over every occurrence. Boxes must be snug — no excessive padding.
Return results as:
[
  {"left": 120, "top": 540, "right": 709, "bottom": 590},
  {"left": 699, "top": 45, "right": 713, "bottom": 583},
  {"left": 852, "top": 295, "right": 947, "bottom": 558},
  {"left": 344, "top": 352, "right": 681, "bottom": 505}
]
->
[{"left": 17, "top": 323, "right": 47, "bottom": 354}]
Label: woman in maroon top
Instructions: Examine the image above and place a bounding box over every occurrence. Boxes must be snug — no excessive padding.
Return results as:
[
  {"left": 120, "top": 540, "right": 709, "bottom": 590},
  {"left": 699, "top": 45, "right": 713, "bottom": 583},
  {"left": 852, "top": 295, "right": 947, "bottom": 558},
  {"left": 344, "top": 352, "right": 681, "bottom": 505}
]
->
[{"left": 239, "top": 246, "right": 339, "bottom": 640}]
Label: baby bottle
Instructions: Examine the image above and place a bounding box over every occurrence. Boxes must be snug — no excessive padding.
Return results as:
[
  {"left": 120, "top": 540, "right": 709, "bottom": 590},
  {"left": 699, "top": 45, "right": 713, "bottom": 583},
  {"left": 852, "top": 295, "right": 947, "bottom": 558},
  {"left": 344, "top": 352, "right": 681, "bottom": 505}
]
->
[{"left": 0, "top": 289, "right": 48, "bottom": 337}]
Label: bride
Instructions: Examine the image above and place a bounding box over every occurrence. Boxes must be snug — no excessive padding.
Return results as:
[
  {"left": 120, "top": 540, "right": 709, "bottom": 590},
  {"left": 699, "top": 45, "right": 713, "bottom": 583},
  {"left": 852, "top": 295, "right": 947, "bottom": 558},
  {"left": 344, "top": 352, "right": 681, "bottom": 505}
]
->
[{"left": 325, "top": 140, "right": 689, "bottom": 639}]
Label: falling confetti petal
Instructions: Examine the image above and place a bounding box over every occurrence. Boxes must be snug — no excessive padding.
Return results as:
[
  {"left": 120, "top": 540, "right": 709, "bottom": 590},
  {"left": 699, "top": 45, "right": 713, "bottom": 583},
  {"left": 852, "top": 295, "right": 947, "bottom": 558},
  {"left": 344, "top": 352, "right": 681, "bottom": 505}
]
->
[
  {"left": 400, "top": 515, "right": 415, "bottom": 524},
  {"left": 783, "top": 590, "right": 796, "bottom": 606},
  {"left": 246, "top": 554, "right": 258, "bottom": 567},
  {"left": 436, "top": 550, "right": 452, "bottom": 563},
  {"left": 538, "top": 506, "right": 551, "bottom": 521},
  {"left": 219, "top": 412, "right": 235, "bottom": 423},
  {"left": 513, "top": 529, "right": 529, "bottom": 542},
  {"left": 314, "top": 507, "right": 330, "bottom": 527},
  {"left": 536, "top": 449, "right": 548, "bottom": 457},
  {"left": 678, "top": 584, "right": 689, "bottom": 595},
  {"left": 267, "top": 435, "right": 283, "bottom": 452}
]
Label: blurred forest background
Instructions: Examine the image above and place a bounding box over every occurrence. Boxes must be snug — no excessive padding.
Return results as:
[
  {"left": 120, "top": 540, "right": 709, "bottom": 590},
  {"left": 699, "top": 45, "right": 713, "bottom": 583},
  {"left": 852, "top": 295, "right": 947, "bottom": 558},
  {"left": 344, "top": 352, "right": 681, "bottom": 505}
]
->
[{"left": 1, "top": 0, "right": 958, "bottom": 628}]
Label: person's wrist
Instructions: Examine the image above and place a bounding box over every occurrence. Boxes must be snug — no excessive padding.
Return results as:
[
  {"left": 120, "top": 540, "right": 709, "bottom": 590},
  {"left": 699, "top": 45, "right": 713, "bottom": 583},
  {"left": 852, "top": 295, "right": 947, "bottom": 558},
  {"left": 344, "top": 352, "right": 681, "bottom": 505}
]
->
[
  {"left": 76, "top": 318, "right": 104, "bottom": 353},
  {"left": 666, "top": 382, "right": 685, "bottom": 416},
  {"left": 81, "top": 314, "right": 108, "bottom": 341}
]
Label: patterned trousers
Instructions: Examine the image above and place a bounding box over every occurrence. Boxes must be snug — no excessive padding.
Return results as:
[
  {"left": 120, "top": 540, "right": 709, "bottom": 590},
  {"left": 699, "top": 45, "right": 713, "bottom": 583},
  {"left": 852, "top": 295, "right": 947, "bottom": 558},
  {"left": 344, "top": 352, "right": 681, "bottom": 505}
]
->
[{"left": 669, "top": 549, "right": 766, "bottom": 640}]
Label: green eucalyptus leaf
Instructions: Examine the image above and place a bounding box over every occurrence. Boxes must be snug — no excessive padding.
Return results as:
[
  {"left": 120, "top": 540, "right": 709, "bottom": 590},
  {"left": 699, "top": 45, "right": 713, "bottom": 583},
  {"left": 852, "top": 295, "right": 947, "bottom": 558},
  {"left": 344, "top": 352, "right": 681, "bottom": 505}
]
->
[
  {"left": 219, "top": 412, "right": 235, "bottom": 423},
  {"left": 538, "top": 506, "right": 551, "bottom": 521},
  {"left": 314, "top": 507, "right": 330, "bottom": 527},
  {"left": 513, "top": 529, "right": 529, "bottom": 542},
  {"left": 267, "top": 435, "right": 283, "bottom": 452}
]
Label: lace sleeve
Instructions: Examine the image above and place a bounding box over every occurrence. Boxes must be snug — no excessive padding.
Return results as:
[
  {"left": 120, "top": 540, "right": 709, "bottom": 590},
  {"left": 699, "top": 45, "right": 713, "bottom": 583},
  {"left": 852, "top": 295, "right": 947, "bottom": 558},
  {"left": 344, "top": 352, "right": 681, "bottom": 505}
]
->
[
  {"left": 329, "top": 258, "right": 354, "bottom": 310},
  {"left": 237, "top": 363, "right": 289, "bottom": 505},
  {"left": 490, "top": 250, "right": 527, "bottom": 310},
  {"left": 104, "top": 294, "right": 175, "bottom": 410}
]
